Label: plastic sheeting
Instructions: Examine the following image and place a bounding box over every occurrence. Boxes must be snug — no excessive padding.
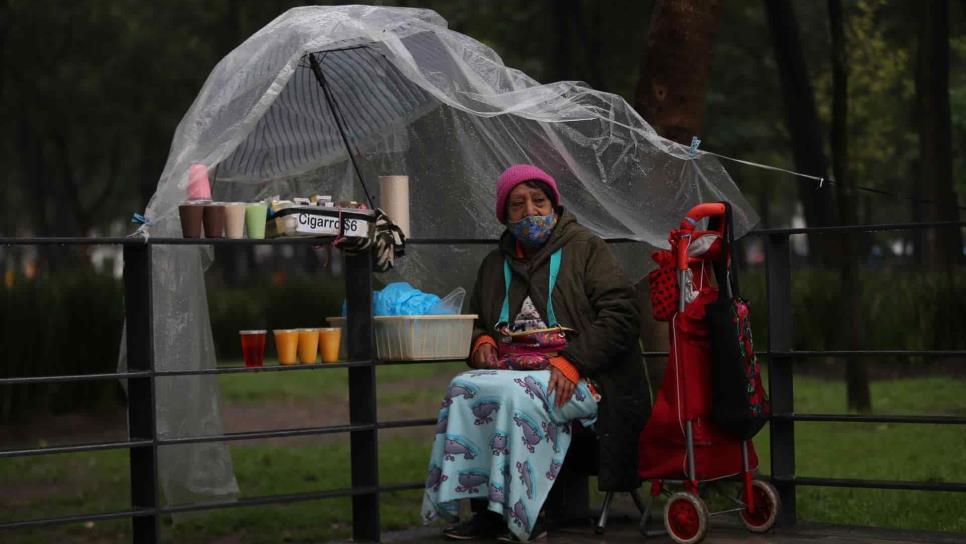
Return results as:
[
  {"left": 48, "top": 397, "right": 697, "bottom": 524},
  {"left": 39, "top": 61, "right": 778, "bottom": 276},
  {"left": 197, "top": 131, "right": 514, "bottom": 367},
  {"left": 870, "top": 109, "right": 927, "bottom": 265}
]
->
[{"left": 124, "top": 5, "right": 758, "bottom": 507}]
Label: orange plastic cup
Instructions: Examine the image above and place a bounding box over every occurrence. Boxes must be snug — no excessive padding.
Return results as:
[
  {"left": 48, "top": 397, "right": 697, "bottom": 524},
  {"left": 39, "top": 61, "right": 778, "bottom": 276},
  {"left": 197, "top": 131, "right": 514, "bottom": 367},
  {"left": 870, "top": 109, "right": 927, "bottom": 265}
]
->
[
  {"left": 273, "top": 329, "right": 299, "bottom": 365},
  {"left": 298, "top": 328, "right": 320, "bottom": 364},
  {"left": 318, "top": 327, "right": 342, "bottom": 363}
]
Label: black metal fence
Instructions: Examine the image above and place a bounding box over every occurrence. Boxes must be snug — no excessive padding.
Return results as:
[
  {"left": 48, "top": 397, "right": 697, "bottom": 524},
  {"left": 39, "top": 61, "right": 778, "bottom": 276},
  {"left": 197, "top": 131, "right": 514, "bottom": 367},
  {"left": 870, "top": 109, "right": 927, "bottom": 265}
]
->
[
  {"left": 1, "top": 221, "right": 965, "bottom": 542},
  {"left": 751, "top": 221, "right": 966, "bottom": 525}
]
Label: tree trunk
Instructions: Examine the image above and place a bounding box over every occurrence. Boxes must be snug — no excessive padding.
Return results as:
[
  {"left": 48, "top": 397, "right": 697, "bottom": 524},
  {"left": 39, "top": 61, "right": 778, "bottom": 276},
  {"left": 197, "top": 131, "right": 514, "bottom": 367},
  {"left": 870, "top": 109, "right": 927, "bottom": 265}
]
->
[
  {"left": 828, "top": 0, "right": 871, "bottom": 413},
  {"left": 916, "top": 0, "right": 963, "bottom": 267},
  {"left": 765, "top": 0, "right": 838, "bottom": 263},
  {"left": 632, "top": 0, "right": 722, "bottom": 372},
  {"left": 633, "top": 0, "right": 724, "bottom": 145},
  {"left": 551, "top": 0, "right": 576, "bottom": 82},
  {"left": 1, "top": 0, "right": 11, "bottom": 237},
  {"left": 16, "top": 120, "right": 51, "bottom": 237}
]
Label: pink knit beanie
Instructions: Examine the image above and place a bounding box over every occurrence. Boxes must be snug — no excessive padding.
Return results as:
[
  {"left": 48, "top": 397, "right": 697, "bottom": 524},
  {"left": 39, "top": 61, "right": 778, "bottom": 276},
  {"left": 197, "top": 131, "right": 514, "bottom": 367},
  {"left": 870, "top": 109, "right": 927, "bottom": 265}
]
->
[{"left": 495, "top": 164, "right": 560, "bottom": 223}]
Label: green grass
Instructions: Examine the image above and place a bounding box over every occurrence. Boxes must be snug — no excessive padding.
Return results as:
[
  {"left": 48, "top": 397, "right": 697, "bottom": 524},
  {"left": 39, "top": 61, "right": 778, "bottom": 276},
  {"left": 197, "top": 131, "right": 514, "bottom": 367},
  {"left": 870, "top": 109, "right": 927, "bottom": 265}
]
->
[
  {"left": 0, "top": 437, "right": 435, "bottom": 544},
  {"left": 749, "top": 375, "right": 966, "bottom": 532},
  {"left": 1, "top": 374, "right": 964, "bottom": 542},
  {"left": 217, "top": 360, "right": 466, "bottom": 403}
]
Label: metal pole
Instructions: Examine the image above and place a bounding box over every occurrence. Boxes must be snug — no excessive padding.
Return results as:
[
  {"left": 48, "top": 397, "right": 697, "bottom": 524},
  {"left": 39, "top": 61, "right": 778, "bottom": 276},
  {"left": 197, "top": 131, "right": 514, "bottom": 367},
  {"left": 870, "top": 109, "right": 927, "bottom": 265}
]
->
[
  {"left": 345, "top": 250, "right": 379, "bottom": 541},
  {"left": 124, "top": 243, "right": 159, "bottom": 543},
  {"left": 308, "top": 52, "right": 376, "bottom": 209},
  {"left": 766, "top": 233, "right": 796, "bottom": 526},
  {"left": 685, "top": 421, "right": 696, "bottom": 481}
]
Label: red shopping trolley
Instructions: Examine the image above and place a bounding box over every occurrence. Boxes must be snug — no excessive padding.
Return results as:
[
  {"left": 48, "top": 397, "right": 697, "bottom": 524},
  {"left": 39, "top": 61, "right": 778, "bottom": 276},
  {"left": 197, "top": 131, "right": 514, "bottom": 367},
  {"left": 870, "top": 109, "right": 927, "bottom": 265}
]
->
[{"left": 638, "top": 202, "right": 779, "bottom": 544}]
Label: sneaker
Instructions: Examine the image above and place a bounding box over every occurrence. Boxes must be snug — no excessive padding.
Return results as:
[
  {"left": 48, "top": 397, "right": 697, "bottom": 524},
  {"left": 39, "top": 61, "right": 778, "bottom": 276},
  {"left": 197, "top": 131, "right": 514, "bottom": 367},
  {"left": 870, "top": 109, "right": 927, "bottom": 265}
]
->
[
  {"left": 442, "top": 511, "right": 504, "bottom": 540},
  {"left": 497, "top": 520, "right": 548, "bottom": 543}
]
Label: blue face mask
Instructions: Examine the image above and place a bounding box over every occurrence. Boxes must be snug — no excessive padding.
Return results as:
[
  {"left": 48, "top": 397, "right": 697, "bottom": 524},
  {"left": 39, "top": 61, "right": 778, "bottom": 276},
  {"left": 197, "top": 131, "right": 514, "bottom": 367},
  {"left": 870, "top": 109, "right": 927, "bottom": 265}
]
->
[{"left": 507, "top": 213, "right": 557, "bottom": 246}]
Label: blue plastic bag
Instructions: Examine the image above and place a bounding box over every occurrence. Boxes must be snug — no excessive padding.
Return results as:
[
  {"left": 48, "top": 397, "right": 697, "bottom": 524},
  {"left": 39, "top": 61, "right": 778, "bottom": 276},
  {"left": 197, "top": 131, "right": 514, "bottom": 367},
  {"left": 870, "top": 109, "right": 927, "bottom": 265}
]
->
[
  {"left": 374, "top": 282, "right": 440, "bottom": 316},
  {"left": 341, "top": 282, "right": 464, "bottom": 317}
]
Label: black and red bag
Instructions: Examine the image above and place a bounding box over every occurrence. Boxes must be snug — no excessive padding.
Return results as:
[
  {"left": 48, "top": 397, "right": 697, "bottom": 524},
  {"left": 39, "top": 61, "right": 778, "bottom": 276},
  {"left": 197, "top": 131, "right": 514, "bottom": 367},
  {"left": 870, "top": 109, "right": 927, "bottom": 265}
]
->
[
  {"left": 706, "top": 204, "right": 770, "bottom": 440},
  {"left": 646, "top": 250, "right": 678, "bottom": 322}
]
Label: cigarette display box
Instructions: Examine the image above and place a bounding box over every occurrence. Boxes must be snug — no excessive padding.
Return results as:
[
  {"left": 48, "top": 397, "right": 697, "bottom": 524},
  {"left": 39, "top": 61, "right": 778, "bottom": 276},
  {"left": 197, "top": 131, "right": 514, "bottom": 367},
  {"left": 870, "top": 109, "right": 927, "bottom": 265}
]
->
[{"left": 266, "top": 206, "right": 374, "bottom": 239}]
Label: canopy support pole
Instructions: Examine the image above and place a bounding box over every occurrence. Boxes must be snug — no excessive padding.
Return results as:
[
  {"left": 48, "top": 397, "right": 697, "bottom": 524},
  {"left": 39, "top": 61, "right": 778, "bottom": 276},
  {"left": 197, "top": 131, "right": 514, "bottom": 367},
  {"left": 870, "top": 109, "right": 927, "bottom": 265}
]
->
[{"left": 308, "top": 52, "right": 376, "bottom": 209}]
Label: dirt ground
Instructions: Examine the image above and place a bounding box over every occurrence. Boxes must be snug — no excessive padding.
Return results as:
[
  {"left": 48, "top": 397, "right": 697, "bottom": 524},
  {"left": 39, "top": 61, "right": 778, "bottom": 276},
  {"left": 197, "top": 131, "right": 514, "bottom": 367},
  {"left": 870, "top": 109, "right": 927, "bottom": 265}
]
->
[{"left": 0, "top": 370, "right": 453, "bottom": 449}]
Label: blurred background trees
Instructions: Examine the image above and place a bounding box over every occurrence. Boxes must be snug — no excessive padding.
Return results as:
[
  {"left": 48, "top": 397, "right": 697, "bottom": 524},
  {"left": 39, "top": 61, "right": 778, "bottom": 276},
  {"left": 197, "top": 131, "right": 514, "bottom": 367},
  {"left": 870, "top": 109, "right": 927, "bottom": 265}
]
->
[{"left": 2, "top": 0, "right": 962, "bottom": 245}]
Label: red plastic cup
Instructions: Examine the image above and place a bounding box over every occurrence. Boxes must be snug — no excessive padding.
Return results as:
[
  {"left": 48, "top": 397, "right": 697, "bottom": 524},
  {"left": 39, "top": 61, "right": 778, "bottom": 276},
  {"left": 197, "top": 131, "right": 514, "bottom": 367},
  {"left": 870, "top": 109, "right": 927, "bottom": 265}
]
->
[{"left": 240, "top": 330, "right": 267, "bottom": 368}]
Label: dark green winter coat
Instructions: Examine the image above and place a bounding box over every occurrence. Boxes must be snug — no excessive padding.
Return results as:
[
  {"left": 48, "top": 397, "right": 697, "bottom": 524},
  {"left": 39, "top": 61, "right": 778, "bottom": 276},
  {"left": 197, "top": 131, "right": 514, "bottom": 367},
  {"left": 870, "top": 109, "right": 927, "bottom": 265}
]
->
[{"left": 468, "top": 208, "right": 649, "bottom": 491}]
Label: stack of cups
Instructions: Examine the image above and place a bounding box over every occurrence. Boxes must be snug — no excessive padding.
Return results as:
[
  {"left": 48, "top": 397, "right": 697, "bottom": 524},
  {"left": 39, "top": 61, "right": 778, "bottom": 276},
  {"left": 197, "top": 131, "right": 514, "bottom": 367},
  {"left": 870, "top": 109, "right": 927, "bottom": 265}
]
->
[
  {"left": 179, "top": 164, "right": 217, "bottom": 238},
  {"left": 177, "top": 163, "right": 269, "bottom": 239}
]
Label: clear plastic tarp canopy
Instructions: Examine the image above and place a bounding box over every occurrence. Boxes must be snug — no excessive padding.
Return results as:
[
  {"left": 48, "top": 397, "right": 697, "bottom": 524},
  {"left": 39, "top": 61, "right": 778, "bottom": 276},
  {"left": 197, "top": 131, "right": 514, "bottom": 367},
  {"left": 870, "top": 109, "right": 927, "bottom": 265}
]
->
[{"left": 126, "top": 5, "right": 758, "bottom": 507}]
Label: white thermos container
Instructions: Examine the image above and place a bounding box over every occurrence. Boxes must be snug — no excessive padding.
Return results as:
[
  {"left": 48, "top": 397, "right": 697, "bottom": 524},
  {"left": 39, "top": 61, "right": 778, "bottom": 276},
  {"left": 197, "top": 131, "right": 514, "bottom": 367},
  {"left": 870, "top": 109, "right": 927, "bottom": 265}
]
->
[{"left": 378, "top": 175, "right": 411, "bottom": 238}]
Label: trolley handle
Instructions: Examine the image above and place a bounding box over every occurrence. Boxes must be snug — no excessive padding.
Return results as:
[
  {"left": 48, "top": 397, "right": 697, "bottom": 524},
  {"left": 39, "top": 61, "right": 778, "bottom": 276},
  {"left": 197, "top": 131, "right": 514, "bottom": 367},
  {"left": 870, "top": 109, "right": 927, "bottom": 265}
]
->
[
  {"left": 679, "top": 202, "right": 726, "bottom": 230},
  {"left": 675, "top": 202, "right": 727, "bottom": 271}
]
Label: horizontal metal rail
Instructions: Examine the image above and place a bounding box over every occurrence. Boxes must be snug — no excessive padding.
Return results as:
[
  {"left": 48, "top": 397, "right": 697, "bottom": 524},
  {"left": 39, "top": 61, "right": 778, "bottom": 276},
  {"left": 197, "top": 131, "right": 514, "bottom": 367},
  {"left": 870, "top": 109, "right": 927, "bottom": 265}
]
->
[
  {"left": 747, "top": 220, "right": 966, "bottom": 236},
  {"left": 378, "top": 481, "right": 426, "bottom": 493},
  {"left": 0, "top": 481, "right": 426, "bottom": 531},
  {"left": 4, "top": 349, "right": 960, "bottom": 386},
  {"left": 0, "top": 508, "right": 155, "bottom": 531},
  {"left": 763, "top": 350, "right": 966, "bottom": 358},
  {"left": 3, "top": 220, "right": 964, "bottom": 247},
  {"left": 0, "top": 371, "right": 151, "bottom": 386},
  {"left": 160, "top": 482, "right": 426, "bottom": 515},
  {"left": 773, "top": 475, "right": 966, "bottom": 493},
  {"left": 0, "top": 440, "right": 154, "bottom": 459},
  {"left": 0, "top": 236, "right": 139, "bottom": 246},
  {"left": 152, "top": 359, "right": 464, "bottom": 378},
  {"left": 158, "top": 418, "right": 437, "bottom": 446},
  {"left": 157, "top": 423, "right": 377, "bottom": 446},
  {"left": 771, "top": 413, "right": 966, "bottom": 425},
  {"left": 0, "top": 419, "right": 438, "bottom": 458},
  {"left": 378, "top": 418, "right": 436, "bottom": 430},
  {"left": 0, "top": 359, "right": 466, "bottom": 385},
  {"left": 0, "top": 236, "right": 350, "bottom": 246},
  {"left": 635, "top": 349, "right": 966, "bottom": 360},
  {"left": 153, "top": 360, "right": 377, "bottom": 377}
]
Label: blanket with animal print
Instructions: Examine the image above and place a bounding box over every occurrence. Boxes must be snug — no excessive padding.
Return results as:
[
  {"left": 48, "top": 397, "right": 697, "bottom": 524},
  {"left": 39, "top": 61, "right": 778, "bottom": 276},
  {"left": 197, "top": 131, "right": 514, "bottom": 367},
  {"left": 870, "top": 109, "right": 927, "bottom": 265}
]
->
[{"left": 421, "top": 369, "right": 597, "bottom": 541}]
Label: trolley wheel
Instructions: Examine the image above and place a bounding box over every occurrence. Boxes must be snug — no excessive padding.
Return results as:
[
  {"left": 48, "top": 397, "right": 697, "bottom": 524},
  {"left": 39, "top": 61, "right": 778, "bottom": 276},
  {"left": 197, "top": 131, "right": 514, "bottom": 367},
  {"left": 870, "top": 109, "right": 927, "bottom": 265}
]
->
[
  {"left": 663, "top": 492, "right": 709, "bottom": 544},
  {"left": 739, "top": 479, "right": 780, "bottom": 533}
]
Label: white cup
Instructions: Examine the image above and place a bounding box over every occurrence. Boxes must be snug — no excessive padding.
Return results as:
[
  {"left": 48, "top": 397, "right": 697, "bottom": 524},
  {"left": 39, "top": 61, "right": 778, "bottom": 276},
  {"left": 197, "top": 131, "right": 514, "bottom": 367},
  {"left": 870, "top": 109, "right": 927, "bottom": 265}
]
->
[{"left": 224, "top": 203, "right": 247, "bottom": 239}]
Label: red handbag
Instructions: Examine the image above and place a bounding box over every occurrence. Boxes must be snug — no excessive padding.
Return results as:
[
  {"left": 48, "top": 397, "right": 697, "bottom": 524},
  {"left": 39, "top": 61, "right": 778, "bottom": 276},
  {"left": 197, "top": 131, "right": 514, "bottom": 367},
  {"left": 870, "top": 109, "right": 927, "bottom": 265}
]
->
[{"left": 647, "top": 250, "right": 678, "bottom": 321}]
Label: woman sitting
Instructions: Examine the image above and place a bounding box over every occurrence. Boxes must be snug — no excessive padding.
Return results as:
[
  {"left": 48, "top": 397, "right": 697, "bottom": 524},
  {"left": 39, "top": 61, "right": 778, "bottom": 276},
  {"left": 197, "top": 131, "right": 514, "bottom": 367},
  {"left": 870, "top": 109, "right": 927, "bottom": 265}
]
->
[{"left": 421, "top": 164, "right": 650, "bottom": 542}]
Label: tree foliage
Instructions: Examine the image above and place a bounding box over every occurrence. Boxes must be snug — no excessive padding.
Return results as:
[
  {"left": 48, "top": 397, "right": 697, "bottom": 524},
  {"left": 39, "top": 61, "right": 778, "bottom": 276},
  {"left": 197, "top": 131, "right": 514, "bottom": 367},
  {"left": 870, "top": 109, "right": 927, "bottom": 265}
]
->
[{"left": 0, "top": 0, "right": 961, "bottom": 238}]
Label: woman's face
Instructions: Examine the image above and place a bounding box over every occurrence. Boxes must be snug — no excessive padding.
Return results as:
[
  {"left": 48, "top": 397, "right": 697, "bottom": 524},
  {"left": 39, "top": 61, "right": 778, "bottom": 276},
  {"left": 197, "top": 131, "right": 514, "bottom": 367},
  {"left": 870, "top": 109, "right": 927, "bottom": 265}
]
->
[{"left": 506, "top": 184, "right": 553, "bottom": 223}]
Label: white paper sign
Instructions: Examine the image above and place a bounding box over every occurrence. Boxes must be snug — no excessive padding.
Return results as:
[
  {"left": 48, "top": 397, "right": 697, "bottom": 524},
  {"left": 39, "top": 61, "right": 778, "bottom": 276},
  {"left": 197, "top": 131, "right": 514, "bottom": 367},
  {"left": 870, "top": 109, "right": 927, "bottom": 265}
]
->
[{"left": 293, "top": 212, "right": 369, "bottom": 238}]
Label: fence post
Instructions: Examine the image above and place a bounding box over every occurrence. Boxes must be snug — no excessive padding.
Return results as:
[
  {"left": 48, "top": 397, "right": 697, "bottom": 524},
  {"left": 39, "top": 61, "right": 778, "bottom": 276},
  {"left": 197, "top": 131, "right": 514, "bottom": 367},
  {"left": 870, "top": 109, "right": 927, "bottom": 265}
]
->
[
  {"left": 124, "top": 243, "right": 159, "bottom": 543},
  {"left": 766, "top": 233, "right": 796, "bottom": 526},
  {"left": 345, "top": 250, "right": 379, "bottom": 541}
]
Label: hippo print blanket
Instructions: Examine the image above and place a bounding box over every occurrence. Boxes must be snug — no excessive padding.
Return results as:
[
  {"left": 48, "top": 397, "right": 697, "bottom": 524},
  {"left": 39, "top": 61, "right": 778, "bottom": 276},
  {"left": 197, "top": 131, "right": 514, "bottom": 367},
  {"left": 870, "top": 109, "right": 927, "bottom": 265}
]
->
[{"left": 421, "top": 369, "right": 598, "bottom": 541}]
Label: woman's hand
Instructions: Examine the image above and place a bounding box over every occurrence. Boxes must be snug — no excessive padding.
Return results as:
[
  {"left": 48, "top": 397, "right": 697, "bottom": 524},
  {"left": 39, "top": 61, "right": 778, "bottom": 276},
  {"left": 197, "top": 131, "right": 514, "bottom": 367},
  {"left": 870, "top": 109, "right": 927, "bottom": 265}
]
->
[
  {"left": 548, "top": 366, "right": 576, "bottom": 407},
  {"left": 471, "top": 343, "right": 498, "bottom": 368}
]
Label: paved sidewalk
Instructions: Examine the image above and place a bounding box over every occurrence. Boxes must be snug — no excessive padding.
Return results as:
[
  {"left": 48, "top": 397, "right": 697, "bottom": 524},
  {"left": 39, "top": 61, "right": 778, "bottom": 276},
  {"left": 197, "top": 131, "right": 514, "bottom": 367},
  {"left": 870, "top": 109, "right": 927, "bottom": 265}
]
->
[{"left": 377, "top": 518, "right": 964, "bottom": 544}]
